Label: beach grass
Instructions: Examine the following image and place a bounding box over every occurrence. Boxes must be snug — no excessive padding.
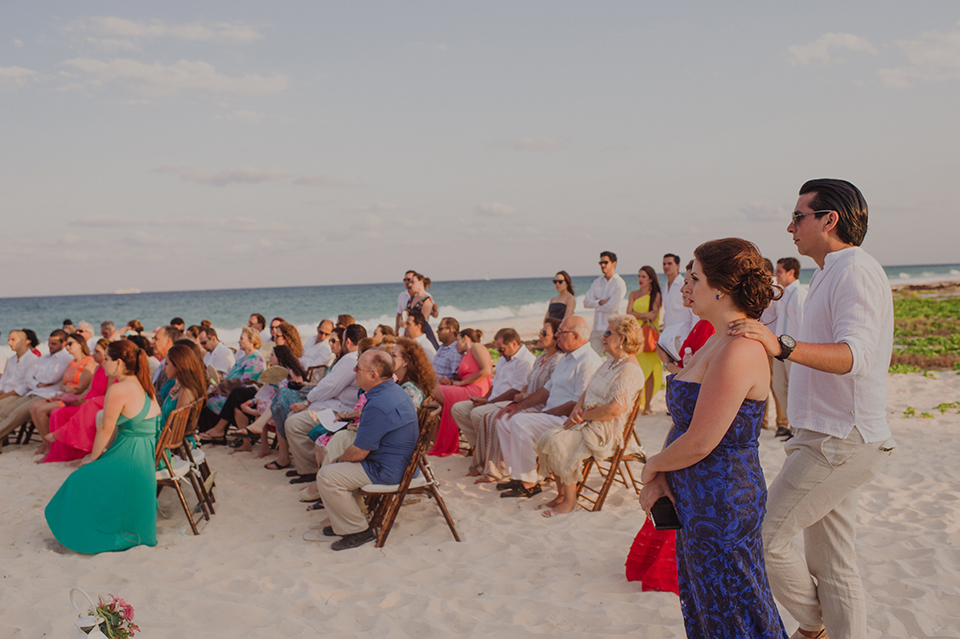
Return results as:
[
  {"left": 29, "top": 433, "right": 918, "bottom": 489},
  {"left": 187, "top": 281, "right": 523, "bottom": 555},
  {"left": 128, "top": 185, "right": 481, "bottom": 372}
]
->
[{"left": 891, "top": 292, "right": 960, "bottom": 371}]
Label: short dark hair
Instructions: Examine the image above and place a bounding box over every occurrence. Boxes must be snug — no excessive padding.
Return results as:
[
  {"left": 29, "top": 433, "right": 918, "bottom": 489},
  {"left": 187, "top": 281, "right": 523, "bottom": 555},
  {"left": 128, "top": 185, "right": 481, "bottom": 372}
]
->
[
  {"left": 777, "top": 257, "right": 801, "bottom": 278},
  {"left": 49, "top": 329, "right": 68, "bottom": 341},
  {"left": 170, "top": 317, "right": 185, "bottom": 326},
  {"left": 798, "top": 178, "right": 868, "bottom": 246},
  {"left": 62, "top": 319, "right": 74, "bottom": 327},
  {"left": 22, "top": 329, "right": 40, "bottom": 348},
  {"left": 600, "top": 251, "right": 617, "bottom": 263},
  {"left": 663, "top": 253, "right": 680, "bottom": 266},
  {"left": 440, "top": 317, "right": 460, "bottom": 333},
  {"left": 406, "top": 314, "right": 427, "bottom": 330},
  {"left": 250, "top": 313, "right": 266, "bottom": 329},
  {"left": 201, "top": 327, "right": 218, "bottom": 340},
  {"left": 344, "top": 323, "right": 368, "bottom": 346},
  {"left": 543, "top": 317, "right": 561, "bottom": 337},
  {"left": 495, "top": 328, "right": 521, "bottom": 345}
]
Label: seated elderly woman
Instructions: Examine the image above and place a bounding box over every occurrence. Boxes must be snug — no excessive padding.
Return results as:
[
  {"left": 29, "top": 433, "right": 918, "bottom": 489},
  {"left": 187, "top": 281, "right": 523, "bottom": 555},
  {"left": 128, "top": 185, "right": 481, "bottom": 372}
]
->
[
  {"left": 197, "top": 327, "right": 266, "bottom": 442},
  {"left": 534, "top": 315, "right": 645, "bottom": 516},
  {"left": 31, "top": 332, "right": 99, "bottom": 457}
]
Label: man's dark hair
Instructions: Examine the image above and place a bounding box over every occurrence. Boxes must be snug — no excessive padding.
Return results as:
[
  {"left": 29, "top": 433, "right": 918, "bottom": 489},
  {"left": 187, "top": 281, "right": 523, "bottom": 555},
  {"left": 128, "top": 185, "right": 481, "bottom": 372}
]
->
[
  {"left": 494, "top": 328, "right": 521, "bottom": 345},
  {"left": 799, "top": 178, "right": 868, "bottom": 246},
  {"left": 762, "top": 258, "right": 774, "bottom": 276},
  {"left": 49, "top": 329, "right": 68, "bottom": 341},
  {"left": 201, "top": 327, "right": 218, "bottom": 340},
  {"left": 22, "top": 329, "right": 40, "bottom": 348},
  {"left": 663, "top": 253, "right": 680, "bottom": 266},
  {"left": 250, "top": 313, "right": 266, "bottom": 330},
  {"left": 407, "top": 314, "right": 427, "bottom": 330},
  {"left": 186, "top": 325, "right": 202, "bottom": 339},
  {"left": 127, "top": 334, "right": 154, "bottom": 357},
  {"left": 600, "top": 251, "right": 617, "bottom": 263},
  {"left": 344, "top": 323, "right": 368, "bottom": 346},
  {"left": 170, "top": 317, "right": 185, "bottom": 327},
  {"left": 62, "top": 319, "right": 74, "bottom": 327},
  {"left": 440, "top": 317, "right": 460, "bottom": 333},
  {"left": 158, "top": 325, "right": 183, "bottom": 342},
  {"left": 777, "top": 257, "right": 801, "bottom": 278}
]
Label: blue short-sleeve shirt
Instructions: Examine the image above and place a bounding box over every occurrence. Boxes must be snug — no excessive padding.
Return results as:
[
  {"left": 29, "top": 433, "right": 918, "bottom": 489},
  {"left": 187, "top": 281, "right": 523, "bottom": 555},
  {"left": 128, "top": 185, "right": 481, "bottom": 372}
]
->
[{"left": 352, "top": 379, "right": 419, "bottom": 485}]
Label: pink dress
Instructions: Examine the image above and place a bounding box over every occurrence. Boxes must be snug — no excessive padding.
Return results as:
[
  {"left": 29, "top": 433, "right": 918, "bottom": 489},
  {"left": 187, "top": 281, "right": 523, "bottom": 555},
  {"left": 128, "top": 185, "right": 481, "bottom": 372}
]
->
[
  {"left": 429, "top": 349, "right": 492, "bottom": 457},
  {"left": 43, "top": 367, "right": 109, "bottom": 463}
]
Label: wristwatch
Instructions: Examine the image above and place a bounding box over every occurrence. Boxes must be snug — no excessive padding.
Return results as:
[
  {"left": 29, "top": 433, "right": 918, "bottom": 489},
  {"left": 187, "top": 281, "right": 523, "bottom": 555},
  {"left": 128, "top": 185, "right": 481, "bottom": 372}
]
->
[{"left": 775, "top": 334, "right": 796, "bottom": 362}]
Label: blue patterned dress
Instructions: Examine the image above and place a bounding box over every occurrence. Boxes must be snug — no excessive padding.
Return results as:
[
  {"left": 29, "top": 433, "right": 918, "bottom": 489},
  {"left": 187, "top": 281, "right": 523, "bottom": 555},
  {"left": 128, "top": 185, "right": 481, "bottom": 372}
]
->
[{"left": 664, "top": 376, "right": 787, "bottom": 639}]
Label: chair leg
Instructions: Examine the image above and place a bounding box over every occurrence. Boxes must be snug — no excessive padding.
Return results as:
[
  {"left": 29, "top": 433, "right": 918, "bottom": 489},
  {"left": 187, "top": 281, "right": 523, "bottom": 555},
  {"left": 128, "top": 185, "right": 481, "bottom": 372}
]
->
[
  {"left": 592, "top": 449, "right": 625, "bottom": 512},
  {"left": 186, "top": 470, "right": 211, "bottom": 521},
  {"left": 374, "top": 490, "right": 407, "bottom": 548},
  {"left": 575, "top": 458, "right": 595, "bottom": 501},
  {"left": 428, "top": 487, "right": 461, "bottom": 542},
  {"left": 163, "top": 453, "right": 200, "bottom": 535}
]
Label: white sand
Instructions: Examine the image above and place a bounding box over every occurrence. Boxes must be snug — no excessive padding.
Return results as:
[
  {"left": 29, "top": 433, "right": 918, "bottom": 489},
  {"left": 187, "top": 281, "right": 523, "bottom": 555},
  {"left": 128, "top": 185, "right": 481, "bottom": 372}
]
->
[{"left": 1, "top": 370, "right": 959, "bottom": 638}]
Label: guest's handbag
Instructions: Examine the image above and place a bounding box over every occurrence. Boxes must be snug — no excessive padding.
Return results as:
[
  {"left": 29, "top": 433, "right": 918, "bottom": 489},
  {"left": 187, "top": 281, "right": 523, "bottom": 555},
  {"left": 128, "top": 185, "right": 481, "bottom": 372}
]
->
[
  {"left": 650, "top": 496, "right": 682, "bottom": 530},
  {"left": 641, "top": 324, "right": 659, "bottom": 353}
]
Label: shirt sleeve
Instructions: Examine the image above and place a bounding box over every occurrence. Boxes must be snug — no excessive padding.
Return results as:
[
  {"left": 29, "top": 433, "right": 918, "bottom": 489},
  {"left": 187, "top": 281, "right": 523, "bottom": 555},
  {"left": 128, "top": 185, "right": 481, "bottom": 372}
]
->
[
  {"left": 306, "top": 357, "right": 352, "bottom": 404},
  {"left": 595, "top": 277, "right": 628, "bottom": 313},
  {"left": 833, "top": 265, "right": 891, "bottom": 378},
  {"left": 582, "top": 279, "right": 600, "bottom": 308}
]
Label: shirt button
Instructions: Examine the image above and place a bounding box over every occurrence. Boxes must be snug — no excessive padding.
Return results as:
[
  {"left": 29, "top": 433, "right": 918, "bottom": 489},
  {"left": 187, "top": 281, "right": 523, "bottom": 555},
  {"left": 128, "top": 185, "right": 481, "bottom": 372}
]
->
[{"left": 851, "top": 410, "right": 855, "bottom": 416}]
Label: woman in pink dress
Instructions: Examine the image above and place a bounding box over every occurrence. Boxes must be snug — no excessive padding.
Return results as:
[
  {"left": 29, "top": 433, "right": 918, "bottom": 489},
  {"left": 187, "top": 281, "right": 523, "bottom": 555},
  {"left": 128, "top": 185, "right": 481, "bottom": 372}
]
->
[
  {"left": 429, "top": 328, "right": 493, "bottom": 456},
  {"left": 41, "top": 339, "right": 112, "bottom": 463}
]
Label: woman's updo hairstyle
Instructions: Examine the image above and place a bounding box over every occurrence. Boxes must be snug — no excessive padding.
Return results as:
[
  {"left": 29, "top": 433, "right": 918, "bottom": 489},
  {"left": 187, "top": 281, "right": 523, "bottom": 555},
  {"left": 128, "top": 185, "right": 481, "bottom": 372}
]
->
[
  {"left": 693, "top": 238, "right": 779, "bottom": 320},
  {"left": 459, "top": 328, "right": 483, "bottom": 343},
  {"left": 107, "top": 339, "right": 156, "bottom": 399}
]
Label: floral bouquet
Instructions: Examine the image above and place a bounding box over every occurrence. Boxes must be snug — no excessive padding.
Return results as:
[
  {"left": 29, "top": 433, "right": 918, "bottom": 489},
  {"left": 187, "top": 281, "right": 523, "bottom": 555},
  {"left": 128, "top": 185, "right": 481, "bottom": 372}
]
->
[{"left": 86, "top": 594, "right": 140, "bottom": 638}]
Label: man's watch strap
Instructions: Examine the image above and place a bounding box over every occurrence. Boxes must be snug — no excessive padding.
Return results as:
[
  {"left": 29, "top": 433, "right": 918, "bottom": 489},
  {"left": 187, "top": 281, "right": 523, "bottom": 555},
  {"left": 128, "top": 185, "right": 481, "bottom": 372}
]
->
[{"left": 775, "top": 335, "right": 796, "bottom": 362}]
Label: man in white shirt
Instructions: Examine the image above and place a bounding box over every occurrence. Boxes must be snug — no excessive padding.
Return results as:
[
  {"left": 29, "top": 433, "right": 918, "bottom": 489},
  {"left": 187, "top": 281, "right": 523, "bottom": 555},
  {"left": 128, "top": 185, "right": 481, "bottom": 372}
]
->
[
  {"left": 199, "top": 327, "right": 236, "bottom": 376},
  {"left": 0, "top": 330, "right": 72, "bottom": 447},
  {"left": 583, "top": 251, "right": 628, "bottom": 354},
  {"left": 285, "top": 324, "right": 367, "bottom": 480},
  {"left": 404, "top": 314, "right": 436, "bottom": 359},
  {"left": 300, "top": 320, "right": 335, "bottom": 373},
  {"left": 493, "top": 317, "right": 601, "bottom": 498},
  {"left": 758, "top": 258, "right": 783, "bottom": 431},
  {"left": 730, "top": 179, "right": 895, "bottom": 639},
  {"left": 395, "top": 270, "right": 417, "bottom": 333},
  {"left": 100, "top": 321, "right": 120, "bottom": 342},
  {"left": 772, "top": 257, "right": 807, "bottom": 439},
  {"left": 0, "top": 331, "right": 40, "bottom": 409},
  {"left": 658, "top": 253, "right": 697, "bottom": 362},
  {"left": 451, "top": 328, "right": 536, "bottom": 448}
]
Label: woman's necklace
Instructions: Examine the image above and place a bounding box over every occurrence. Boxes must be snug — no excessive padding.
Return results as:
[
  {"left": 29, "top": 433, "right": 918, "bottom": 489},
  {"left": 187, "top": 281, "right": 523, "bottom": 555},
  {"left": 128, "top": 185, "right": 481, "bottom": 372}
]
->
[{"left": 610, "top": 353, "right": 629, "bottom": 367}]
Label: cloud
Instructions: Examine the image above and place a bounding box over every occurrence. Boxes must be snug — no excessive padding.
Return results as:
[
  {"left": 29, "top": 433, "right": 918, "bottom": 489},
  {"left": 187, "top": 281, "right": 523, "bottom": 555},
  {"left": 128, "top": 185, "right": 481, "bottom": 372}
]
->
[
  {"left": 789, "top": 33, "right": 878, "bottom": 65},
  {"left": 394, "top": 217, "right": 430, "bottom": 230},
  {"left": 345, "top": 202, "right": 397, "bottom": 213},
  {"left": 474, "top": 202, "right": 519, "bottom": 218},
  {"left": 0, "top": 65, "right": 38, "bottom": 87},
  {"left": 330, "top": 214, "right": 382, "bottom": 242},
  {"left": 878, "top": 22, "right": 960, "bottom": 88},
  {"left": 741, "top": 202, "right": 787, "bottom": 223},
  {"left": 62, "top": 17, "right": 264, "bottom": 46},
  {"left": 406, "top": 41, "right": 448, "bottom": 51},
  {"left": 163, "top": 165, "right": 295, "bottom": 186},
  {"left": 513, "top": 136, "right": 560, "bottom": 152},
  {"left": 72, "top": 214, "right": 286, "bottom": 233},
  {"left": 13, "top": 39, "right": 24, "bottom": 48},
  {"left": 218, "top": 109, "right": 266, "bottom": 122},
  {"left": 63, "top": 57, "right": 288, "bottom": 97},
  {"left": 74, "top": 214, "right": 140, "bottom": 227},
  {"left": 293, "top": 174, "right": 363, "bottom": 187}
]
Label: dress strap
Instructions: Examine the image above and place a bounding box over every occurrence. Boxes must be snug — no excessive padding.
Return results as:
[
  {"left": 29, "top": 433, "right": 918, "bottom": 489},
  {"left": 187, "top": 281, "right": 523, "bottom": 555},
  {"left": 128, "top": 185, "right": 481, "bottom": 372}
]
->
[{"left": 134, "top": 391, "right": 151, "bottom": 419}]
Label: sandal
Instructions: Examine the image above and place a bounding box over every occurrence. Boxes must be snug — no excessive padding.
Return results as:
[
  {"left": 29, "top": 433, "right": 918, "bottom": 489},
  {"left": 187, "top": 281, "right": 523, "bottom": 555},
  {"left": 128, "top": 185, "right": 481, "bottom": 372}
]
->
[
  {"left": 198, "top": 432, "right": 227, "bottom": 445},
  {"left": 500, "top": 484, "right": 542, "bottom": 499},
  {"left": 264, "top": 460, "right": 292, "bottom": 471},
  {"left": 306, "top": 500, "right": 325, "bottom": 512}
]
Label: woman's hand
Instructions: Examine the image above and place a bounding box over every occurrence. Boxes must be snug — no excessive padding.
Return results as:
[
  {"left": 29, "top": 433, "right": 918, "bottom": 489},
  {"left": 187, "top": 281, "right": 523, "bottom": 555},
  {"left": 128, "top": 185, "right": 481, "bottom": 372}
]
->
[
  {"left": 639, "top": 472, "right": 674, "bottom": 515},
  {"left": 640, "top": 455, "right": 659, "bottom": 485},
  {"left": 438, "top": 377, "right": 451, "bottom": 386},
  {"left": 290, "top": 402, "right": 307, "bottom": 414}
]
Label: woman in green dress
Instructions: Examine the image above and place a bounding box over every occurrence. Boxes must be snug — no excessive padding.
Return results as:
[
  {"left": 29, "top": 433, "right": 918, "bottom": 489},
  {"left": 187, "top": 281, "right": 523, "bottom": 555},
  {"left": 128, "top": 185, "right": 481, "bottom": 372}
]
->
[{"left": 45, "top": 340, "right": 163, "bottom": 554}]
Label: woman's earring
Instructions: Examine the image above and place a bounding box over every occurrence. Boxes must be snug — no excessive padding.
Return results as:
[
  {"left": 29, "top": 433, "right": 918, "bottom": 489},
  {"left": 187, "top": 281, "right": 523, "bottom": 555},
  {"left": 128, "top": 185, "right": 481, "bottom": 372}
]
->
[{"left": 716, "top": 294, "right": 721, "bottom": 300}]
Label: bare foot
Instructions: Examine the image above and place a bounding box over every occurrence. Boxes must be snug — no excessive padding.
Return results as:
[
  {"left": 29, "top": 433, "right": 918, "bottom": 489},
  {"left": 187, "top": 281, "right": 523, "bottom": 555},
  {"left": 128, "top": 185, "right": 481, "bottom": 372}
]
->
[
  {"left": 642, "top": 408, "right": 653, "bottom": 415},
  {"left": 465, "top": 468, "right": 480, "bottom": 477},
  {"left": 44, "top": 433, "right": 56, "bottom": 443},
  {"left": 474, "top": 476, "right": 498, "bottom": 484},
  {"left": 536, "top": 497, "right": 563, "bottom": 510},
  {"left": 549, "top": 501, "right": 578, "bottom": 514}
]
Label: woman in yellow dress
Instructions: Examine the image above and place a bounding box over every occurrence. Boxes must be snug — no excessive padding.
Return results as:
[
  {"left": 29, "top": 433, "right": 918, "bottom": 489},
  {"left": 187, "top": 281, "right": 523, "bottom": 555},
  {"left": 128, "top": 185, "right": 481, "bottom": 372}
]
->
[{"left": 626, "top": 265, "right": 662, "bottom": 414}]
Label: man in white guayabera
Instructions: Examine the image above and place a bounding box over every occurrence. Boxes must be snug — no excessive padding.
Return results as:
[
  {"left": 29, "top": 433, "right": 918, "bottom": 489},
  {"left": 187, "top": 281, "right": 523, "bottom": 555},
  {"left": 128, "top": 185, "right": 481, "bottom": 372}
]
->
[
  {"left": 583, "top": 251, "right": 627, "bottom": 354},
  {"left": 729, "top": 178, "right": 896, "bottom": 639}
]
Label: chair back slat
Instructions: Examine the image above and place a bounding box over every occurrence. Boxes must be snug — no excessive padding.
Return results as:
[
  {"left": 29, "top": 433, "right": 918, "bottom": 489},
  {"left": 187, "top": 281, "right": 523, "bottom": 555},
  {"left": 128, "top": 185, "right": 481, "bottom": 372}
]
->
[{"left": 154, "top": 403, "right": 194, "bottom": 468}]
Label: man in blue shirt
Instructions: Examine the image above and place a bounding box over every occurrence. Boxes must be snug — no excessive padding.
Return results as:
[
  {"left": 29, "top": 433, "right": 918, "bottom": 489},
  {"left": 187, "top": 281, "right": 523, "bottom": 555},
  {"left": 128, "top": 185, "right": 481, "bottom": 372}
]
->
[{"left": 315, "top": 349, "right": 419, "bottom": 550}]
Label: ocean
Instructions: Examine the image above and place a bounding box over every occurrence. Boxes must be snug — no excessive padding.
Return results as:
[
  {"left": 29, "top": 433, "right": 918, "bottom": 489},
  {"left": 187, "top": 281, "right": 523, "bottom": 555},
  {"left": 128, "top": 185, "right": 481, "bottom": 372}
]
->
[{"left": 2, "top": 263, "right": 959, "bottom": 359}]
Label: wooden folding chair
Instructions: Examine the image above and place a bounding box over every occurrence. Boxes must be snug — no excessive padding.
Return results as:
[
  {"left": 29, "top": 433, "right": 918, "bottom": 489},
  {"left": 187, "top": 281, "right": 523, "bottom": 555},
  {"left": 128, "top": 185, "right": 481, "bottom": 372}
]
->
[
  {"left": 576, "top": 390, "right": 647, "bottom": 512},
  {"left": 305, "top": 365, "right": 327, "bottom": 384},
  {"left": 360, "top": 404, "right": 461, "bottom": 548},
  {"left": 155, "top": 403, "right": 211, "bottom": 535},
  {"left": 179, "top": 399, "right": 216, "bottom": 511}
]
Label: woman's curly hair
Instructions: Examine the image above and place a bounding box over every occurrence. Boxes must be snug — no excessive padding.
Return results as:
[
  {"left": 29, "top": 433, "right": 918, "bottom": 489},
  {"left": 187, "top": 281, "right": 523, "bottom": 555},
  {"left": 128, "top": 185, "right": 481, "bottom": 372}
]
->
[
  {"left": 395, "top": 337, "right": 437, "bottom": 396},
  {"left": 694, "top": 238, "right": 780, "bottom": 320}
]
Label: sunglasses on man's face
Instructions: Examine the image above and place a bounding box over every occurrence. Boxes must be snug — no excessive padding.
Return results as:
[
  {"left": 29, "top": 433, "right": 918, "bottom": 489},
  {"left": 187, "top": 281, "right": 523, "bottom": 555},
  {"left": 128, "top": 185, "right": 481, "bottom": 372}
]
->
[{"left": 599, "top": 261, "right": 610, "bottom": 266}]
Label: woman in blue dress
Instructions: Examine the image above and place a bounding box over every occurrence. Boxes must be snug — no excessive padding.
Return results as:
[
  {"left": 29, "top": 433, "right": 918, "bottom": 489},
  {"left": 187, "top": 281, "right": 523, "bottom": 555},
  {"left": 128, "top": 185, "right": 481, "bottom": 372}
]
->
[{"left": 639, "top": 238, "right": 786, "bottom": 639}]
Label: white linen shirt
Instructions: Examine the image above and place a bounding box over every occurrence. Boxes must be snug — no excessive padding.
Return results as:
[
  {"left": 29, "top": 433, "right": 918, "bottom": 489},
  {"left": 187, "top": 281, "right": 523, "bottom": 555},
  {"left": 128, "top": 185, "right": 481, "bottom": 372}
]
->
[
  {"left": 489, "top": 346, "right": 536, "bottom": 398},
  {"left": 414, "top": 333, "right": 436, "bottom": 359},
  {"left": 787, "top": 247, "right": 893, "bottom": 442},
  {"left": 775, "top": 279, "right": 807, "bottom": 338},
  {"left": 583, "top": 274, "right": 628, "bottom": 332},
  {"left": 543, "top": 343, "right": 602, "bottom": 411},
  {"left": 397, "top": 291, "right": 411, "bottom": 315},
  {"left": 306, "top": 350, "right": 360, "bottom": 413},
  {"left": 0, "top": 350, "right": 40, "bottom": 396},
  {"left": 28, "top": 350, "right": 74, "bottom": 398},
  {"left": 300, "top": 338, "right": 335, "bottom": 369},
  {"left": 203, "top": 342, "right": 236, "bottom": 376}
]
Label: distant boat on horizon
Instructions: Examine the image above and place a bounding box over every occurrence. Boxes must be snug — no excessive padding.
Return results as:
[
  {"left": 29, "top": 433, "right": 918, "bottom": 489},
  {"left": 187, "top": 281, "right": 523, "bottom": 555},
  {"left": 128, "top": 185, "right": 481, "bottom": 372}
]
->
[{"left": 114, "top": 288, "right": 141, "bottom": 295}]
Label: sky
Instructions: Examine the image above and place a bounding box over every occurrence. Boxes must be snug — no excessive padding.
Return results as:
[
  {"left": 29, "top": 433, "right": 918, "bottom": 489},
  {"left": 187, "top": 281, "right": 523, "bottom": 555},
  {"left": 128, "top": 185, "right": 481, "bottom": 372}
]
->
[{"left": 2, "top": 2, "right": 959, "bottom": 298}]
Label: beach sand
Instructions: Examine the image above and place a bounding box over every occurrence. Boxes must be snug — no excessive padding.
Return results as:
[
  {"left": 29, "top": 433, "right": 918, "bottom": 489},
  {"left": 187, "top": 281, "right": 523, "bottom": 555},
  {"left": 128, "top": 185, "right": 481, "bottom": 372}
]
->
[{"left": 1, "top": 368, "right": 958, "bottom": 637}]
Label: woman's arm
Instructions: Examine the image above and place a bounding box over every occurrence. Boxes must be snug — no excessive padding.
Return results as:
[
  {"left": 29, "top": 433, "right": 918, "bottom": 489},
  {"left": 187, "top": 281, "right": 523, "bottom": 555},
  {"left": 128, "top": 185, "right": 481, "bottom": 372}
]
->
[
  {"left": 634, "top": 292, "right": 661, "bottom": 322},
  {"left": 564, "top": 294, "right": 576, "bottom": 319},
  {"left": 420, "top": 296, "right": 435, "bottom": 320},
  {"left": 89, "top": 386, "right": 125, "bottom": 461},
  {"left": 626, "top": 290, "right": 641, "bottom": 319},
  {"left": 455, "top": 343, "right": 493, "bottom": 386},
  {"left": 71, "top": 366, "right": 96, "bottom": 395}
]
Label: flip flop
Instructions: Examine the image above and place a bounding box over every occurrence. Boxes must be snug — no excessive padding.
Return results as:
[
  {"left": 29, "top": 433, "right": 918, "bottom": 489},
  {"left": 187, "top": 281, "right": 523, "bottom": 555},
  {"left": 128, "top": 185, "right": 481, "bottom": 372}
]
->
[
  {"left": 264, "top": 460, "right": 292, "bottom": 471},
  {"left": 306, "top": 500, "right": 325, "bottom": 512}
]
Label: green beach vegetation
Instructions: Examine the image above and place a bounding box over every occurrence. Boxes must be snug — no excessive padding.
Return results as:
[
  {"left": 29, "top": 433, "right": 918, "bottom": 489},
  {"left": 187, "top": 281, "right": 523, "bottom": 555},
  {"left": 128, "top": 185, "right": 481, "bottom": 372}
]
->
[{"left": 891, "top": 292, "right": 960, "bottom": 372}]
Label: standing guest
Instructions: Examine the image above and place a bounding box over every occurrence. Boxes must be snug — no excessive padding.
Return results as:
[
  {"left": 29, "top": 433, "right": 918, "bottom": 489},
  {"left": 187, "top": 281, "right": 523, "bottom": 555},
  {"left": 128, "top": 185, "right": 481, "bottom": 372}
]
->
[
  {"left": 429, "top": 328, "right": 493, "bottom": 456},
  {"left": 281, "top": 324, "right": 366, "bottom": 479},
  {"left": 170, "top": 317, "right": 186, "bottom": 331},
  {"left": 42, "top": 338, "right": 112, "bottom": 463},
  {"left": 431, "top": 317, "right": 463, "bottom": 380},
  {"left": 759, "top": 257, "right": 784, "bottom": 431},
  {"left": 275, "top": 322, "right": 304, "bottom": 359},
  {"left": 199, "top": 327, "right": 236, "bottom": 376},
  {"left": 493, "top": 316, "right": 601, "bottom": 497},
  {"left": 374, "top": 324, "right": 396, "bottom": 340},
  {"left": 45, "top": 340, "right": 162, "bottom": 554},
  {"left": 469, "top": 318, "right": 562, "bottom": 482},
  {"left": 315, "top": 350, "right": 419, "bottom": 551},
  {"left": 658, "top": 253, "right": 697, "bottom": 362},
  {"left": 536, "top": 315, "right": 645, "bottom": 516},
  {"left": 30, "top": 333, "right": 98, "bottom": 456},
  {"left": 627, "top": 265, "right": 664, "bottom": 415},
  {"left": 120, "top": 320, "right": 144, "bottom": 337},
  {"left": 301, "top": 320, "right": 336, "bottom": 370},
  {"left": 771, "top": 257, "right": 806, "bottom": 439},
  {"left": 100, "top": 322, "right": 119, "bottom": 341},
  {"left": 583, "top": 251, "right": 628, "bottom": 354},
  {"left": 544, "top": 271, "right": 576, "bottom": 322},
  {"left": 151, "top": 325, "right": 183, "bottom": 390},
  {"left": 729, "top": 179, "right": 895, "bottom": 639},
  {"left": 639, "top": 237, "right": 786, "bottom": 639},
  {"left": 197, "top": 327, "right": 266, "bottom": 441},
  {"left": 62, "top": 319, "right": 76, "bottom": 334},
  {"left": 404, "top": 314, "right": 437, "bottom": 359},
  {"left": 126, "top": 335, "right": 160, "bottom": 379},
  {"left": 395, "top": 269, "right": 417, "bottom": 332},
  {"left": 0, "top": 330, "right": 73, "bottom": 448},
  {"left": 666, "top": 261, "right": 715, "bottom": 374},
  {"left": 451, "top": 328, "right": 534, "bottom": 450},
  {"left": 405, "top": 272, "right": 440, "bottom": 349}
]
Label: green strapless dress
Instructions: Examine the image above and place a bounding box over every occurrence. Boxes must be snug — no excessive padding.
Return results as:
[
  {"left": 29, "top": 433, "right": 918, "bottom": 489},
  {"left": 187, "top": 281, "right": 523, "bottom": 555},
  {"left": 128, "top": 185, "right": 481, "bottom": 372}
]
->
[{"left": 45, "top": 393, "right": 160, "bottom": 554}]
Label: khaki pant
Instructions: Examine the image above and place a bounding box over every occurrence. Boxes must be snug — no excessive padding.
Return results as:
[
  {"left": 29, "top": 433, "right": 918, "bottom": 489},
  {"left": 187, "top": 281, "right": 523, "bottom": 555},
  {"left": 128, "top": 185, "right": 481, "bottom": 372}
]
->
[
  {"left": 763, "top": 355, "right": 787, "bottom": 429},
  {"left": 771, "top": 358, "right": 791, "bottom": 429},
  {"left": 0, "top": 395, "right": 42, "bottom": 443},
  {"left": 762, "top": 427, "right": 895, "bottom": 639},
  {"left": 316, "top": 462, "right": 372, "bottom": 535},
  {"left": 452, "top": 400, "right": 510, "bottom": 447},
  {"left": 286, "top": 410, "right": 322, "bottom": 475}
]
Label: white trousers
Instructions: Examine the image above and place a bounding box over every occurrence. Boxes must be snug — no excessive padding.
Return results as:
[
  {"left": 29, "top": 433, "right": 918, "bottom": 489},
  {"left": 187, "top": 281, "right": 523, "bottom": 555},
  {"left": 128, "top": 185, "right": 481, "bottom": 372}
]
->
[
  {"left": 451, "top": 400, "right": 510, "bottom": 447},
  {"left": 496, "top": 412, "right": 565, "bottom": 483}
]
